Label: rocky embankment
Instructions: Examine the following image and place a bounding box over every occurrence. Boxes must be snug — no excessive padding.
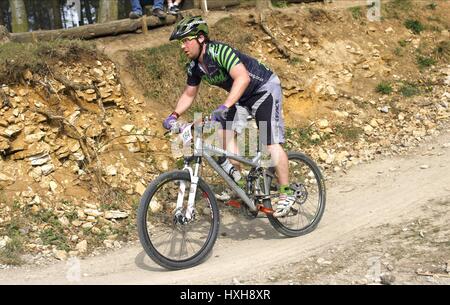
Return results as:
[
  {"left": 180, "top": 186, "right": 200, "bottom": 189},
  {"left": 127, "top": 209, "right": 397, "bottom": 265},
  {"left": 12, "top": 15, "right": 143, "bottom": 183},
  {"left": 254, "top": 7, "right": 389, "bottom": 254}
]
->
[{"left": 0, "top": 55, "right": 166, "bottom": 264}]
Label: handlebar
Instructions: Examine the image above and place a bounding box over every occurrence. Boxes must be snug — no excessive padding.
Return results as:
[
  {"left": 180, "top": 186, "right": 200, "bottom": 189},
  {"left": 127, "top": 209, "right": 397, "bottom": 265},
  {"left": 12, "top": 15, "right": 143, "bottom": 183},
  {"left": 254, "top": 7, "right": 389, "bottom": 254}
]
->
[{"left": 164, "top": 116, "right": 214, "bottom": 136}]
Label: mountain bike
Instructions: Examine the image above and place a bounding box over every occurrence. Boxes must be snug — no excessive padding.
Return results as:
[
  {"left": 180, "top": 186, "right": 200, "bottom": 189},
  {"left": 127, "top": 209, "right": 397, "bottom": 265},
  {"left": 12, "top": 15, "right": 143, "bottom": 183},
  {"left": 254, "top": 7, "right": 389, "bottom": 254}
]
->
[{"left": 137, "top": 119, "right": 326, "bottom": 270}]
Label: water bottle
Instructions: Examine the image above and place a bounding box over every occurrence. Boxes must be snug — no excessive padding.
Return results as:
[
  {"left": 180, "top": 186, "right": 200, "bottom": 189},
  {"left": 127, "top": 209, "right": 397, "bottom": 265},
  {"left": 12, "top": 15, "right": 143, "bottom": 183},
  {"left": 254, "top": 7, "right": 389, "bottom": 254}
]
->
[{"left": 218, "top": 157, "right": 241, "bottom": 183}]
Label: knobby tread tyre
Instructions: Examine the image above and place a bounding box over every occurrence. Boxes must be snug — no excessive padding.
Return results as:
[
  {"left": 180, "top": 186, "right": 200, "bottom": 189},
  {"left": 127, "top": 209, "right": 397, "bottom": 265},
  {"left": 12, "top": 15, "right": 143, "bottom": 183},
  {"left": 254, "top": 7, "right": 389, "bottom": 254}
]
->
[
  {"left": 137, "top": 170, "right": 220, "bottom": 270},
  {"left": 265, "top": 152, "right": 326, "bottom": 237}
]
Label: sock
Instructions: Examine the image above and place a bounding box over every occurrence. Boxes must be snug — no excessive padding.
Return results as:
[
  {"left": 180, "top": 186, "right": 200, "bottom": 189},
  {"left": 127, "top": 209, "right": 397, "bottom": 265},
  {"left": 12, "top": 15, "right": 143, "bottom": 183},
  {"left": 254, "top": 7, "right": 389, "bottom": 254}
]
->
[
  {"left": 237, "top": 178, "right": 246, "bottom": 188},
  {"left": 280, "top": 184, "right": 293, "bottom": 195}
]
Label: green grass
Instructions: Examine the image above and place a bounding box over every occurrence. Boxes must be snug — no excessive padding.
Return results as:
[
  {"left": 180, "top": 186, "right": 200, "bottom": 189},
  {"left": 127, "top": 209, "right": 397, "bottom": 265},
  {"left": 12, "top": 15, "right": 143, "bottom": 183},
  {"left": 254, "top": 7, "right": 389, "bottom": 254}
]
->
[
  {"left": 398, "top": 40, "right": 408, "bottom": 47},
  {"left": 404, "top": 19, "right": 425, "bottom": 34},
  {"left": 285, "top": 127, "right": 320, "bottom": 149},
  {"left": 0, "top": 39, "right": 96, "bottom": 85},
  {"left": 416, "top": 55, "right": 436, "bottom": 69},
  {"left": 376, "top": 82, "right": 393, "bottom": 95},
  {"left": 349, "top": 6, "right": 362, "bottom": 19},
  {"left": 399, "top": 83, "right": 420, "bottom": 97},
  {"left": 271, "top": 0, "right": 288, "bottom": 8},
  {"left": 334, "top": 124, "right": 364, "bottom": 142},
  {"left": 0, "top": 235, "right": 24, "bottom": 265},
  {"left": 394, "top": 47, "right": 403, "bottom": 57},
  {"left": 36, "top": 209, "right": 70, "bottom": 251},
  {"left": 128, "top": 42, "right": 187, "bottom": 103},
  {"left": 0, "top": 218, "right": 25, "bottom": 265},
  {"left": 40, "top": 227, "right": 69, "bottom": 251}
]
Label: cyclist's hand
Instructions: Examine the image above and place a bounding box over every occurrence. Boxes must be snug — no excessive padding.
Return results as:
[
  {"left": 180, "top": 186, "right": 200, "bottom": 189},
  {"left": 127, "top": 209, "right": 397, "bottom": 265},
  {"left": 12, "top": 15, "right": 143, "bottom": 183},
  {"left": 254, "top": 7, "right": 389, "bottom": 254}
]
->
[
  {"left": 163, "top": 114, "right": 177, "bottom": 130},
  {"left": 211, "top": 104, "right": 229, "bottom": 123}
]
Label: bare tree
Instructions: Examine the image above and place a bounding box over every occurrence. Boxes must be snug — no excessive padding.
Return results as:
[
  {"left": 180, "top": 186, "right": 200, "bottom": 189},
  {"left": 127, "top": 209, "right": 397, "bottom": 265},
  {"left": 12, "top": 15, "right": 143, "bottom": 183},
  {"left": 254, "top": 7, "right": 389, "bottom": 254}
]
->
[
  {"left": 98, "top": 0, "right": 118, "bottom": 23},
  {"left": 9, "top": 0, "right": 28, "bottom": 33}
]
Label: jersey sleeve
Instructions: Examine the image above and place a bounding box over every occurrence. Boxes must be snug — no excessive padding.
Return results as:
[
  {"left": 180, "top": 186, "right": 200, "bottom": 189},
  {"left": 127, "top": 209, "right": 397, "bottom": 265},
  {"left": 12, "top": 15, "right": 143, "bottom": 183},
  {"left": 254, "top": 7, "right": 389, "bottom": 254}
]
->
[
  {"left": 209, "top": 43, "right": 242, "bottom": 72},
  {"left": 186, "top": 61, "right": 201, "bottom": 86}
]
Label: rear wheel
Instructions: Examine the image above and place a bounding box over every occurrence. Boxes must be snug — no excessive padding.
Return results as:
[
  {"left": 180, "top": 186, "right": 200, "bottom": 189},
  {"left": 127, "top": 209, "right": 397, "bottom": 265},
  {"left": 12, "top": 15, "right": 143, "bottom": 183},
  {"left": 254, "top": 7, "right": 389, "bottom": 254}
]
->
[
  {"left": 265, "top": 152, "right": 326, "bottom": 237},
  {"left": 137, "top": 171, "right": 220, "bottom": 270}
]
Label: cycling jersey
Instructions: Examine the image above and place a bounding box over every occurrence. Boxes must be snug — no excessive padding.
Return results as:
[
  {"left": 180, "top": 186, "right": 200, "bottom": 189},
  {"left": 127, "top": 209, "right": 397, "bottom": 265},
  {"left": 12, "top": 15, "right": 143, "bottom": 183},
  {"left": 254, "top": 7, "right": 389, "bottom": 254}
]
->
[{"left": 186, "top": 41, "right": 273, "bottom": 105}]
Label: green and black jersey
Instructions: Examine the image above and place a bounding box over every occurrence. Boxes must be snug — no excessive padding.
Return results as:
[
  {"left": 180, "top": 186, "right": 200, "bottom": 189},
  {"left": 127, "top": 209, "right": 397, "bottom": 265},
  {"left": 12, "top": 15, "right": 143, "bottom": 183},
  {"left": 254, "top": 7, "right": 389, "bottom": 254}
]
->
[{"left": 186, "top": 41, "right": 273, "bottom": 105}]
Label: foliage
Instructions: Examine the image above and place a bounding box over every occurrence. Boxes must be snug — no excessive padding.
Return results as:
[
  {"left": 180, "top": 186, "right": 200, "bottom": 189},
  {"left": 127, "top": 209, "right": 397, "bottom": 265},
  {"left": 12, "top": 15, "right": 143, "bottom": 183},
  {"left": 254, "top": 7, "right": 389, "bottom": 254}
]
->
[
  {"left": 0, "top": 218, "right": 24, "bottom": 265},
  {"left": 271, "top": 0, "right": 288, "bottom": 8},
  {"left": 349, "top": 6, "right": 362, "bottom": 20},
  {"left": 399, "top": 83, "right": 420, "bottom": 97},
  {"left": 0, "top": 39, "right": 96, "bottom": 84},
  {"left": 375, "top": 82, "right": 393, "bottom": 95},
  {"left": 416, "top": 55, "right": 436, "bottom": 69},
  {"left": 404, "top": 19, "right": 425, "bottom": 34}
]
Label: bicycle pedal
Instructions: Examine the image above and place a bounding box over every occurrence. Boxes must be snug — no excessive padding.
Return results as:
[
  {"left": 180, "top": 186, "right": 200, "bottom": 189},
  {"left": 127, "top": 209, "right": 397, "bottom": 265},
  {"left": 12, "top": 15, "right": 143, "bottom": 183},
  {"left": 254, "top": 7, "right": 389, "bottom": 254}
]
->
[
  {"left": 226, "top": 200, "right": 241, "bottom": 208},
  {"left": 257, "top": 205, "right": 274, "bottom": 215}
]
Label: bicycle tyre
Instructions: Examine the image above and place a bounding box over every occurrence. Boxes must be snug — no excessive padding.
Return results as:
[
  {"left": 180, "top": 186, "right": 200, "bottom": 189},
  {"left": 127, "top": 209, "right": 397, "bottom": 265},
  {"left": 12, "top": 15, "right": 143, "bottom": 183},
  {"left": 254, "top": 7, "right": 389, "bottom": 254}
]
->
[
  {"left": 137, "top": 170, "right": 220, "bottom": 270},
  {"left": 265, "top": 151, "right": 326, "bottom": 237}
]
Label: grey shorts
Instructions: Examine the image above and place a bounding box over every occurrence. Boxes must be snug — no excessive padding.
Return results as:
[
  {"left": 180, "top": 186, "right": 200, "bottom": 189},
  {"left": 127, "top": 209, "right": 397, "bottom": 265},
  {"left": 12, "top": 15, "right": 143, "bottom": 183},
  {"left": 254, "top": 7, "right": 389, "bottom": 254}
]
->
[{"left": 224, "top": 75, "right": 285, "bottom": 145}]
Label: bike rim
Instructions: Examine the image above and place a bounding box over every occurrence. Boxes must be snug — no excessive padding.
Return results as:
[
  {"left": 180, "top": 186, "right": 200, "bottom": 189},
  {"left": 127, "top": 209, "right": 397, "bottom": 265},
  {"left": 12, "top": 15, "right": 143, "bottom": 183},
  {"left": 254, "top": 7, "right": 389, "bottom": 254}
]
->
[
  {"left": 142, "top": 177, "right": 216, "bottom": 263},
  {"left": 271, "top": 156, "right": 324, "bottom": 232}
]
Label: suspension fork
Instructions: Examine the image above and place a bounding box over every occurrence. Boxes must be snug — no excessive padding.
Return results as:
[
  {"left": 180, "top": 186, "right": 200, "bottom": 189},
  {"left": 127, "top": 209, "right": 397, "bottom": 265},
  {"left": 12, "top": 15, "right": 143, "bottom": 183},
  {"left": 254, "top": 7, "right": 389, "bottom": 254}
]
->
[{"left": 176, "top": 157, "right": 201, "bottom": 221}]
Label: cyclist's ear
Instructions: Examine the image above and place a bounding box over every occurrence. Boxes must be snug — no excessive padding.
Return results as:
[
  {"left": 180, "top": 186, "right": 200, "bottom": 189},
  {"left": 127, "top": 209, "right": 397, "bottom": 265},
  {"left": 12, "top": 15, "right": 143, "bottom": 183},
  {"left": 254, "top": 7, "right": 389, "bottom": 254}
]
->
[{"left": 197, "top": 33, "right": 206, "bottom": 44}]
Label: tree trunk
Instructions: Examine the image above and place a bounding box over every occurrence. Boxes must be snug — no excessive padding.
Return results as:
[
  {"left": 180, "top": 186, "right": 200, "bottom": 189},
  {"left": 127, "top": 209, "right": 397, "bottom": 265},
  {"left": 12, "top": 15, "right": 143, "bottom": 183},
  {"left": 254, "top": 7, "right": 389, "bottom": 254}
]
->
[
  {"left": 53, "top": 2, "right": 63, "bottom": 29},
  {"left": 83, "top": 0, "right": 93, "bottom": 25},
  {"left": 98, "top": 0, "right": 118, "bottom": 23},
  {"left": 9, "top": 0, "right": 28, "bottom": 33},
  {"left": 10, "top": 14, "right": 177, "bottom": 42},
  {"left": 79, "top": 1, "right": 85, "bottom": 26}
]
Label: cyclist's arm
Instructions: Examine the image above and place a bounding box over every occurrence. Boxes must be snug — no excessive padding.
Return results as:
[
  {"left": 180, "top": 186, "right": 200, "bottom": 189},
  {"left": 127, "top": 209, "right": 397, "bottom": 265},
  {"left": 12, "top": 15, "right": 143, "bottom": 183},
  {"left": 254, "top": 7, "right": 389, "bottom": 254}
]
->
[
  {"left": 223, "top": 63, "right": 250, "bottom": 108},
  {"left": 174, "top": 84, "right": 199, "bottom": 116}
]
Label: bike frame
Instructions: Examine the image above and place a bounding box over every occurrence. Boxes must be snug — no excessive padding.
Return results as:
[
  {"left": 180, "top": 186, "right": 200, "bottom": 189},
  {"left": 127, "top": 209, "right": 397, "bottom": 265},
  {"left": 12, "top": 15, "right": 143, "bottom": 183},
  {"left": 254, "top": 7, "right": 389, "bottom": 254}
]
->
[{"left": 177, "top": 122, "right": 274, "bottom": 218}]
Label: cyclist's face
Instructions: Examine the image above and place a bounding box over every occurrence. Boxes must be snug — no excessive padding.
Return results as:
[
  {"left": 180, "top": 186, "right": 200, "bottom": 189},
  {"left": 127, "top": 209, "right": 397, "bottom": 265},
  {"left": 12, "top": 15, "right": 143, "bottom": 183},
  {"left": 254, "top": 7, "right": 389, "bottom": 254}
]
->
[{"left": 180, "top": 36, "right": 201, "bottom": 60}]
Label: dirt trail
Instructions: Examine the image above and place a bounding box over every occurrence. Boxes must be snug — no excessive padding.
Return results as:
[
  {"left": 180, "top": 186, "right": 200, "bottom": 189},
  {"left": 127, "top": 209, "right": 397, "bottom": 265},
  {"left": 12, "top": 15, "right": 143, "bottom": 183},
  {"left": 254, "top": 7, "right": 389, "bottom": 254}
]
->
[{"left": 1, "top": 125, "right": 449, "bottom": 284}]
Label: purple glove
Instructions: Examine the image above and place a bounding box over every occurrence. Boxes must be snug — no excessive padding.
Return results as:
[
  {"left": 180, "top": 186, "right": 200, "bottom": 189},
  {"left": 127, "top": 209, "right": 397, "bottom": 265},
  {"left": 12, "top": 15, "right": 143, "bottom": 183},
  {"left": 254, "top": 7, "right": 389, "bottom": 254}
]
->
[
  {"left": 163, "top": 114, "right": 177, "bottom": 130},
  {"left": 211, "top": 105, "right": 229, "bottom": 122}
]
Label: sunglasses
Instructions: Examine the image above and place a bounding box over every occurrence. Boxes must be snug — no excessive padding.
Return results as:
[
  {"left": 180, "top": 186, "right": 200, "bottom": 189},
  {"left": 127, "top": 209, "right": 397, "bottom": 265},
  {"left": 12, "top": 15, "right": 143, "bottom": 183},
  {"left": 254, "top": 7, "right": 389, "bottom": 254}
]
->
[{"left": 179, "top": 36, "right": 197, "bottom": 46}]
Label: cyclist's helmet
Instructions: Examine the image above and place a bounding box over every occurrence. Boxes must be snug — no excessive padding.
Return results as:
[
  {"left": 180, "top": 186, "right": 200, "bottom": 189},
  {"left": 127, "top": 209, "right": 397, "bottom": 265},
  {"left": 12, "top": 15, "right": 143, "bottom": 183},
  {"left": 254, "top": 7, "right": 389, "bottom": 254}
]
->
[{"left": 169, "top": 16, "right": 209, "bottom": 41}]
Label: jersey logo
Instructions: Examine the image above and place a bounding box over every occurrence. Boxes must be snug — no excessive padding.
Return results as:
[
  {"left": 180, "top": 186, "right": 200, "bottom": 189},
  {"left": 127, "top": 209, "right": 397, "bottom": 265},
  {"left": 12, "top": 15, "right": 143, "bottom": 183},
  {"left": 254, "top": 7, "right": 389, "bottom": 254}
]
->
[{"left": 202, "top": 69, "right": 228, "bottom": 85}]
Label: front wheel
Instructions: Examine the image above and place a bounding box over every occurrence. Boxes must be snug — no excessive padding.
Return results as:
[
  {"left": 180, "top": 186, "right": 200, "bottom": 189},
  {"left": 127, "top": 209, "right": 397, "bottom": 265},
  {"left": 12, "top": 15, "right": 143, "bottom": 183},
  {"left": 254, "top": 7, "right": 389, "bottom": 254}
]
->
[
  {"left": 265, "top": 152, "right": 326, "bottom": 237},
  {"left": 137, "top": 170, "right": 220, "bottom": 270}
]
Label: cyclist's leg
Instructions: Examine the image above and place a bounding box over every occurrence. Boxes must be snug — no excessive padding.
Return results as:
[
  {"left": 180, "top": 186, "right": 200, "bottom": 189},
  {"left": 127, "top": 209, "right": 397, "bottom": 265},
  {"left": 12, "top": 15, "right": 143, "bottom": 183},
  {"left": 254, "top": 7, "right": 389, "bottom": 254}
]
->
[
  {"left": 218, "top": 106, "right": 240, "bottom": 168},
  {"left": 254, "top": 93, "right": 289, "bottom": 185},
  {"left": 267, "top": 144, "right": 289, "bottom": 185},
  {"left": 218, "top": 105, "right": 250, "bottom": 170},
  {"left": 252, "top": 76, "right": 295, "bottom": 216}
]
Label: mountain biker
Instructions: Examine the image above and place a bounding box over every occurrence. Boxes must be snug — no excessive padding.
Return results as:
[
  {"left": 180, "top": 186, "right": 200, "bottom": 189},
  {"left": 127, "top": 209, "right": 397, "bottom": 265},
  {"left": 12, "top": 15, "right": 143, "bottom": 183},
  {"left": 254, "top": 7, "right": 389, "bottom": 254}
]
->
[{"left": 162, "top": 16, "right": 294, "bottom": 217}]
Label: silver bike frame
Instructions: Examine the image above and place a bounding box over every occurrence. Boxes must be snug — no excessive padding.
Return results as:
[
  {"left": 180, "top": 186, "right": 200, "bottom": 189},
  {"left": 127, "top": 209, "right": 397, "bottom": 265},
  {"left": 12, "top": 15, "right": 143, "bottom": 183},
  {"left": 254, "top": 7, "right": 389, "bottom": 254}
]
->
[{"left": 181, "top": 123, "right": 273, "bottom": 214}]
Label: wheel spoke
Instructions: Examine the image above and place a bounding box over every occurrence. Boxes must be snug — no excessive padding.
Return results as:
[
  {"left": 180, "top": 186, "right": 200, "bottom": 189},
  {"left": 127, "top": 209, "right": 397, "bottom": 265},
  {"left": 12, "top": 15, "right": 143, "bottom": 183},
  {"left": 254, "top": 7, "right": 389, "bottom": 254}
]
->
[
  {"left": 268, "top": 153, "right": 325, "bottom": 235},
  {"left": 139, "top": 174, "right": 218, "bottom": 266}
]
